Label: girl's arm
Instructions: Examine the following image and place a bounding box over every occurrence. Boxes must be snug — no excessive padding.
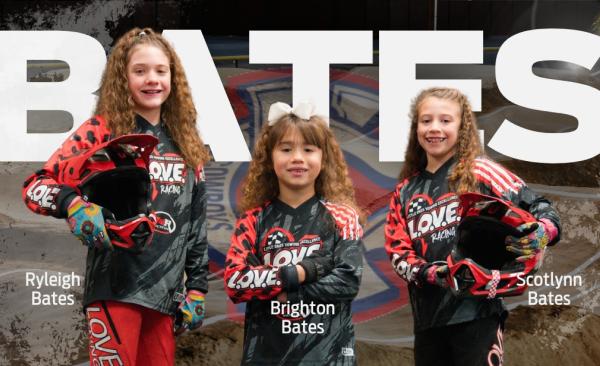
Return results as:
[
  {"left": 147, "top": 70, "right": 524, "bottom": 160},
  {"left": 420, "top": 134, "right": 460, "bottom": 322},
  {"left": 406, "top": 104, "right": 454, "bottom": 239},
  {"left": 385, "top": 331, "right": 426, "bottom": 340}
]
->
[
  {"left": 183, "top": 167, "right": 209, "bottom": 294},
  {"left": 224, "top": 208, "right": 284, "bottom": 304},
  {"left": 474, "top": 158, "right": 561, "bottom": 245},
  {"left": 289, "top": 226, "right": 363, "bottom": 304},
  {"left": 291, "top": 203, "right": 363, "bottom": 303},
  {"left": 384, "top": 183, "right": 429, "bottom": 285},
  {"left": 22, "top": 117, "right": 111, "bottom": 218},
  {"left": 512, "top": 186, "right": 561, "bottom": 245}
]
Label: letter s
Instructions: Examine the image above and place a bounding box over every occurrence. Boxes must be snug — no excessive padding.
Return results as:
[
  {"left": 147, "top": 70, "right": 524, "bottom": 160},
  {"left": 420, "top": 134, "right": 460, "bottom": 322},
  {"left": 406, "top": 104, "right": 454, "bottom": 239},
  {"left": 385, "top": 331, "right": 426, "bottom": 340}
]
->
[
  {"left": 493, "top": 29, "right": 600, "bottom": 163},
  {"left": 516, "top": 273, "right": 526, "bottom": 288}
]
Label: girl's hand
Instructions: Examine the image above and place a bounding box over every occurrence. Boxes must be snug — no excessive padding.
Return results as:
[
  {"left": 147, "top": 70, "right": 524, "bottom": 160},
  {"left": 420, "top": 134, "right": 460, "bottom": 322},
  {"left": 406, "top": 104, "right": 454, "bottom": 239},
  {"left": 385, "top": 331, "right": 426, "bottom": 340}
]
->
[
  {"left": 66, "top": 196, "right": 112, "bottom": 251},
  {"left": 422, "top": 264, "right": 449, "bottom": 288},
  {"left": 298, "top": 250, "right": 335, "bottom": 284},
  {"left": 279, "top": 253, "right": 330, "bottom": 294},
  {"left": 505, "top": 221, "right": 552, "bottom": 261},
  {"left": 296, "top": 265, "right": 306, "bottom": 283},
  {"left": 277, "top": 292, "right": 288, "bottom": 302},
  {"left": 175, "top": 290, "right": 206, "bottom": 335}
]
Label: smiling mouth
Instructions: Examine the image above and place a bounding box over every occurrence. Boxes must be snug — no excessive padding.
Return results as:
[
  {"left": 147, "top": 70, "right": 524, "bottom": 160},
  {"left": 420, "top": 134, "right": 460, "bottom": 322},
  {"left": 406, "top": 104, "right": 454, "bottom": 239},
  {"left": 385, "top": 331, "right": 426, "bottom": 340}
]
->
[
  {"left": 425, "top": 137, "right": 447, "bottom": 143},
  {"left": 288, "top": 168, "right": 308, "bottom": 174},
  {"left": 142, "top": 90, "right": 162, "bottom": 94}
]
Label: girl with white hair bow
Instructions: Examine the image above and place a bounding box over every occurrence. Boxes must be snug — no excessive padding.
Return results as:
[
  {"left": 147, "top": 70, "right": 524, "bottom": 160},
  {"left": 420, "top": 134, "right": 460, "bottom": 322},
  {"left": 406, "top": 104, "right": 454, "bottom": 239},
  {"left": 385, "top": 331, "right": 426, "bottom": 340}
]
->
[{"left": 224, "top": 101, "right": 365, "bottom": 365}]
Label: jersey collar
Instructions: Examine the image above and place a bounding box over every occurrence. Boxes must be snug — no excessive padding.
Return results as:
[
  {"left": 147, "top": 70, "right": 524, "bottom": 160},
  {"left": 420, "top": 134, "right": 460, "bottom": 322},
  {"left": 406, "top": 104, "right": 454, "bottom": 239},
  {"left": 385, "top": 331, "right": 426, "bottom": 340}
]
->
[
  {"left": 273, "top": 195, "right": 320, "bottom": 216},
  {"left": 421, "top": 155, "right": 456, "bottom": 179},
  {"left": 135, "top": 114, "right": 164, "bottom": 132}
]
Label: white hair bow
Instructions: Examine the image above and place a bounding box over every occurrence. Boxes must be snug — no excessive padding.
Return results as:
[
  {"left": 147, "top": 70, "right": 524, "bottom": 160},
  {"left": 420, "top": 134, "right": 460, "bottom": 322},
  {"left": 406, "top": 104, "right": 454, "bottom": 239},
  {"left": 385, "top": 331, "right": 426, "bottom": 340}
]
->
[{"left": 268, "top": 101, "right": 325, "bottom": 126}]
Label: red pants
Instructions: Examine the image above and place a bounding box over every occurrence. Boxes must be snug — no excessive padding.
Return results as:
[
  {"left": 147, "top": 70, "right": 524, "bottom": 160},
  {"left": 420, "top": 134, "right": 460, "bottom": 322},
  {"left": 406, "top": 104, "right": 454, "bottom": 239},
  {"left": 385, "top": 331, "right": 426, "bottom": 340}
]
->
[{"left": 86, "top": 301, "right": 175, "bottom": 366}]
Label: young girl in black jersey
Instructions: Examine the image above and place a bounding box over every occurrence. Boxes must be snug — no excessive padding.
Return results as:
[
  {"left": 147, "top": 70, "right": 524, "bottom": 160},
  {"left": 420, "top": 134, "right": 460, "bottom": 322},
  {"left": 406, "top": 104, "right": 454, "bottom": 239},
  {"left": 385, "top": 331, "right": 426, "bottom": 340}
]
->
[
  {"left": 224, "top": 102, "right": 364, "bottom": 365},
  {"left": 384, "top": 87, "right": 561, "bottom": 366},
  {"left": 22, "top": 28, "right": 209, "bottom": 365}
]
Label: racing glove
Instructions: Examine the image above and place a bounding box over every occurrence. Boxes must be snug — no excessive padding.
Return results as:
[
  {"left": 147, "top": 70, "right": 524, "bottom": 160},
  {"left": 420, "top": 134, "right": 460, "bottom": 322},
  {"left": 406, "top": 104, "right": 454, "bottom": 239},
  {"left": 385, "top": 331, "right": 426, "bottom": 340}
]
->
[
  {"left": 505, "top": 219, "right": 556, "bottom": 262},
  {"left": 420, "top": 264, "right": 450, "bottom": 288},
  {"left": 175, "top": 290, "right": 206, "bottom": 335},
  {"left": 66, "top": 196, "right": 112, "bottom": 251},
  {"left": 298, "top": 249, "right": 335, "bottom": 284}
]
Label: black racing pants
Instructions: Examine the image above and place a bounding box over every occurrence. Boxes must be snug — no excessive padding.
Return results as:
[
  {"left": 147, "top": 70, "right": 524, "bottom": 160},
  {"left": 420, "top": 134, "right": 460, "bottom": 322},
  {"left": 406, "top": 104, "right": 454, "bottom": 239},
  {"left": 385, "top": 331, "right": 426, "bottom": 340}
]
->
[{"left": 414, "top": 315, "right": 505, "bottom": 366}]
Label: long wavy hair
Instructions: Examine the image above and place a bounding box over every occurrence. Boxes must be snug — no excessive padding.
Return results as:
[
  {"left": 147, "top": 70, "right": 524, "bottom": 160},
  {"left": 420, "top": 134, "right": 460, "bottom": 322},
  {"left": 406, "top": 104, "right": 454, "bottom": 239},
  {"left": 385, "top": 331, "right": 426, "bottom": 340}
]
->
[
  {"left": 94, "top": 27, "right": 210, "bottom": 167},
  {"left": 399, "top": 87, "right": 483, "bottom": 193},
  {"left": 241, "top": 114, "right": 364, "bottom": 223}
]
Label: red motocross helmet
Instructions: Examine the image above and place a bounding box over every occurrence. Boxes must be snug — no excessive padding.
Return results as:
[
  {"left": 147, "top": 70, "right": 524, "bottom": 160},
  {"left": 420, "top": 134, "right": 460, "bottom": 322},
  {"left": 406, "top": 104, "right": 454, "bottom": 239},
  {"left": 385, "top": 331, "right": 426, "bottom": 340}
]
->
[
  {"left": 446, "top": 192, "right": 540, "bottom": 298},
  {"left": 58, "top": 134, "right": 158, "bottom": 253}
]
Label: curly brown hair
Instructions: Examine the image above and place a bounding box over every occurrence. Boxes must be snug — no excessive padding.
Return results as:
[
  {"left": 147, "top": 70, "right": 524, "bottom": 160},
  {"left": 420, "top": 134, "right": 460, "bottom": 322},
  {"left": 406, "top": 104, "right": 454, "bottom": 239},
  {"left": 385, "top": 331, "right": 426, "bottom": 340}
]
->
[
  {"left": 240, "top": 114, "right": 364, "bottom": 223},
  {"left": 399, "top": 87, "right": 483, "bottom": 193},
  {"left": 94, "top": 27, "right": 210, "bottom": 167}
]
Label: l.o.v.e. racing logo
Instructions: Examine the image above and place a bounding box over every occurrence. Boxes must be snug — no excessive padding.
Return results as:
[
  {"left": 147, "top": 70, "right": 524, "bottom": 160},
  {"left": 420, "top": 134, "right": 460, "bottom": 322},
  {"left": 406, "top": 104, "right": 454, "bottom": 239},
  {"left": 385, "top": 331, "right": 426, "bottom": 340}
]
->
[
  {"left": 226, "top": 228, "right": 323, "bottom": 292},
  {"left": 406, "top": 193, "right": 460, "bottom": 242},
  {"left": 149, "top": 153, "right": 187, "bottom": 196},
  {"left": 261, "top": 228, "right": 322, "bottom": 267}
]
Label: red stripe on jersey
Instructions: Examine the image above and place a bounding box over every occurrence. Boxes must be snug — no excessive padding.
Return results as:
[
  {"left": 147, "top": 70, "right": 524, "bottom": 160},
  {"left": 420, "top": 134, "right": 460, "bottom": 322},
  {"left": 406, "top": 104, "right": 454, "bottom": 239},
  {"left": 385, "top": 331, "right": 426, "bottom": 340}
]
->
[
  {"left": 321, "top": 201, "right": 363, "bottom": 240},
  {"left": 473, "top": 168, "right": 507, "bottom": 197},
  {"left": 473, "top": 159, "right": 522, "bottom": 196},
  {"left": 475, "top": 159, "right": 523, "bottom": 190}
]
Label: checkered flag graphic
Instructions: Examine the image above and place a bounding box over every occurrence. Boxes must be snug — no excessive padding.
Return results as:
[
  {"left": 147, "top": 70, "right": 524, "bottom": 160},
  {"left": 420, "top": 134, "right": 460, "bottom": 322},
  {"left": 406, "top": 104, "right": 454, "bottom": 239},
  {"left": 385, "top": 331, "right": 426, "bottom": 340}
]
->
[
  {"left": 267, "top": 230, "right": 287, "bottom": 247},
  {"left": 408, "top": 197, "right": 427, "bottom": 216}
]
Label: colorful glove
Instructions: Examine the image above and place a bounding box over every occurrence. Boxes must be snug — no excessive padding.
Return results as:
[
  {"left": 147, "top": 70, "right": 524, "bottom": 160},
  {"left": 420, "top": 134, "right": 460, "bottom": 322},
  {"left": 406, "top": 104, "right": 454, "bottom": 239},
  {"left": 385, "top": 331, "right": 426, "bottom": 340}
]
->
[
  {"left": 175, "top": 290, "right": 205, "bottom": 335},
  {"left": 66, "top": 196, "right": 112, "bottom": 251},
  {"left": 532, "top": 247, "right": 546, "bottom": 271},
  {"left": 421, "top": 264, "right": 449, "bottom": 288},
  {"left": 298, "top": 249, "right": 335, "bottom": 284},
  {"left": 505, "top": 221, "right": 553, "bottom": 262}
]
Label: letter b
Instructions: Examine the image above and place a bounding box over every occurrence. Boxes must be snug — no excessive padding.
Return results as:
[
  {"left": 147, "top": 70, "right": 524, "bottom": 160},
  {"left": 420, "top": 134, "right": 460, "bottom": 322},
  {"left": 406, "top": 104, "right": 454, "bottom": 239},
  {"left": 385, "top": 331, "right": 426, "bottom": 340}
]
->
[{"left": 0, "top": 31, "right": 106, "bottom": 161}]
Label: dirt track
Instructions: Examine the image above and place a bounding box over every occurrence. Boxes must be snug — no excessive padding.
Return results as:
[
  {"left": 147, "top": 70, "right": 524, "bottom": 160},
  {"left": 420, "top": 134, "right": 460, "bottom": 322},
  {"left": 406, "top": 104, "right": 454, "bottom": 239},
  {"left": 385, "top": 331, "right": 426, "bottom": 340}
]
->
[{"left": 174, "top": 305, "right": 600, "bottom": 366}]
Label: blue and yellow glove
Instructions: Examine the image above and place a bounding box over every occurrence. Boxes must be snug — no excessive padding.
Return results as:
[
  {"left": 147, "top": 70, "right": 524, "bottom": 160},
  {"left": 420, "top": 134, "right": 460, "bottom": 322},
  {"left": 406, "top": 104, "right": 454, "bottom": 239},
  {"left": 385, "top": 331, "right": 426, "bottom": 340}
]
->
[
  {"left": 175, "top": 290, "right": 206, "bottom": 335},
  {"left": 505, "top": 221, "right": 552, "bottom": 262},
  {"left": 66, "top": 196, "right": 112, "bottom": 251}
]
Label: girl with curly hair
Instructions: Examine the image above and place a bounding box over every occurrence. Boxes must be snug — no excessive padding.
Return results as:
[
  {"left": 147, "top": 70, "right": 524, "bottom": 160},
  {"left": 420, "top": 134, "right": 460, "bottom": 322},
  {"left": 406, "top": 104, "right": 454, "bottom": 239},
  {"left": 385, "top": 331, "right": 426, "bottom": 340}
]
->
[
  {"left": 23, "top": 28, "right": 209, "bottom": 365},
  {"left": 385, "top": 87, "right": 561, "bottom": 366},
  {"left": 224, "top": 102, "right": 364, "bottom": 365}
]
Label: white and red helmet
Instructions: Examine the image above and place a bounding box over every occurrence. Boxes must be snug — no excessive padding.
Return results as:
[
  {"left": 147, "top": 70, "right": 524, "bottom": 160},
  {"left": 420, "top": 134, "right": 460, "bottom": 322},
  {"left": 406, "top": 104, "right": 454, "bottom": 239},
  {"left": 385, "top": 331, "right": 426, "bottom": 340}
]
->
[
  {"left": 58, "top": 134, "right": 158, "bottom": 253},
  {"left": 447, "top": 192, "right": 541, "bottom": 298}
]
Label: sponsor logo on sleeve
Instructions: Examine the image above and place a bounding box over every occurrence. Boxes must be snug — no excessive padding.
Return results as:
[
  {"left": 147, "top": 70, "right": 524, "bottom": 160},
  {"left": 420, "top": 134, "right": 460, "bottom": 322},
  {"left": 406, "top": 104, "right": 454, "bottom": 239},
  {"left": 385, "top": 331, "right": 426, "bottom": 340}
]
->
[
  {"left": 26, "top": 180, "right": 60, "bottom": 210},
  {"left": 154, "top": 211, "right": 176, "bottom": 234}
]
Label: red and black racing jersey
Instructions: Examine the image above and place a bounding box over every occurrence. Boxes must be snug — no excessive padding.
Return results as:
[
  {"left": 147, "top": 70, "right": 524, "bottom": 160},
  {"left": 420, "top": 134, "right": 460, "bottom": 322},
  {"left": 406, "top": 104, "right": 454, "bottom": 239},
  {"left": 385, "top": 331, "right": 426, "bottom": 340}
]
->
[
  {"left": 384, "top": 157, "right": 561, "bottom": 332},
  {"left": 224, "top": 196, "right": 363, "bottom": 366},
  {"left": 22, "top": 115, "right": 209, "bottom": 315}
]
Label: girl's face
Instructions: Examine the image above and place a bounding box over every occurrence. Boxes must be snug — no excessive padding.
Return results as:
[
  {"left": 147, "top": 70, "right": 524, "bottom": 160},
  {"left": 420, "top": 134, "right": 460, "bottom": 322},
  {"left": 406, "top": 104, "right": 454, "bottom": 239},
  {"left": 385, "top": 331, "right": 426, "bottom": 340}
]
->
[
  {"left": 417, "top": 96, "right": 461, "bottom": 166},
  {"left": 271, "top": 127, "right": 323, "bottom": 198},
  {"left": 127, "top": 44, "right": 171, "bottom": 117}
]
